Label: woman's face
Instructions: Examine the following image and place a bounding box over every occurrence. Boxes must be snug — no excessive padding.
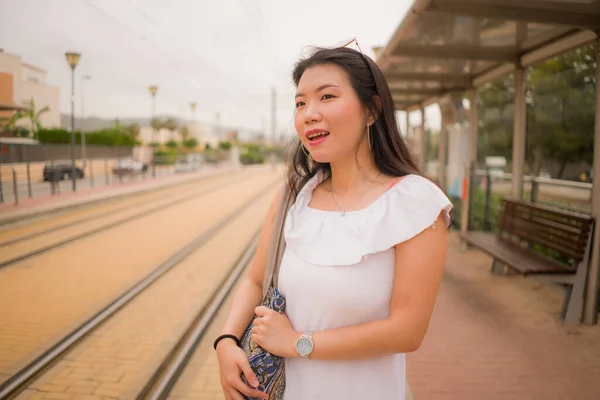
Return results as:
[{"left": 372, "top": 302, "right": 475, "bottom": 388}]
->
[{"left": 294, "top": 64, "right": 369, "bottom": 164}]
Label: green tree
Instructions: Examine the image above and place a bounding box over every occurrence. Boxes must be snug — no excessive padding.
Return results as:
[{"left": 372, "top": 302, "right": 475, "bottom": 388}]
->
[
  {"left": 0, "top": 112, "right": 26, "bottom": 133},
  {"left": 526, "top": 44, "right": 596, "bottom": 178},
  {"left": 19, "top": 98, "right": 50, "bottom": 139},
  {"left": 179, "top": 125, "right": 190, "bottom": 140},
  {"left": 165, "top": 139, "right": 178, "bottom": 150},
  {"left": 163, "top": 118, "right": 178, "bottom": 140},
  {"left": 477, "top": 74, "right": 515, "bottom": 165},
  {"left": 127, "top": 123, "right": 140, "bottom": 138},
  {"left": 183, "top": 137, "right": 198, "bottom": 150},
  {"left": 218, "top": 140, "right": 232, "bottom": 150},
  {"left": 151, "top": 118, "right": 163, "bottom": 142}
]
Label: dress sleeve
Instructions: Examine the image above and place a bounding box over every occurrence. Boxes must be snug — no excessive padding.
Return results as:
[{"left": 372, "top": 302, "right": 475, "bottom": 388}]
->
[{"left": 283, "top": 174, "right": 454, "bottom": 266}]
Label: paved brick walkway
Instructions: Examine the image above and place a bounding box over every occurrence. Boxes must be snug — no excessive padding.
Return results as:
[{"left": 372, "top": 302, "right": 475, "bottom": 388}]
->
[
  {"left": 407, "top": 232, "right": 600, "bottom": 400},
  {"left": 0, "top": 164, "right": 236, "bottom": 226}
]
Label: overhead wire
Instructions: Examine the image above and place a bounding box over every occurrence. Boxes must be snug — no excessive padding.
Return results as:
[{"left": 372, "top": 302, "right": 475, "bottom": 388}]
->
[{"left": 80, "top": 0, "right": 264, "bottom": 115}]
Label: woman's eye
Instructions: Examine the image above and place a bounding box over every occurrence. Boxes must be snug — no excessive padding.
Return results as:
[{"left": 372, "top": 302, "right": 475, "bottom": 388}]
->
[
  {"left": 295, "top": 101, "right": 305, "bottom": 108},
  {"left": 321, "top": 94, "right": 336, "bottom": 100}
]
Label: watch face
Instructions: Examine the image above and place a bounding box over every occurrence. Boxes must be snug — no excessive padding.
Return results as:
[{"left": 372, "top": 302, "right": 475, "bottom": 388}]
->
[{"left": 296, "top": 337, "right": 312, "bottom": 356}]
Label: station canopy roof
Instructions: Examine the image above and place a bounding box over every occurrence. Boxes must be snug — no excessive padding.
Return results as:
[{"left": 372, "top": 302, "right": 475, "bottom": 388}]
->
[{"left": 375, "top": 0, "right": 600, "bottom": 111}]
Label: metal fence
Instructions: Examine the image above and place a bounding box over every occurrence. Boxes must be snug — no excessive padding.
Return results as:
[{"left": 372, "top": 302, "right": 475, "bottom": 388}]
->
[
  {"left": 0, "top": 155, "right": 207, "bottom": 205},
  {"left": 466, "top": 168, "right": 592, "bottom": 233}
]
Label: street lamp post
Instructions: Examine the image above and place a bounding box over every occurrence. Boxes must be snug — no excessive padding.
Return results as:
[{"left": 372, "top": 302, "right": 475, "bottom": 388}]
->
[
  {"left": 190, "top": 101, "right": 197, "bottom": 123},
  {"left": 149, "top": 85, "right": 158, "bottom": 140},
  {"left": 65, "top": 52, "right": 81, "bottom": 192},
  {"left": 81, "top": 75, "right": 91, "bottom": 168},
  {"left": 149, "top": 85, "right": 158, "bottom": 177}
]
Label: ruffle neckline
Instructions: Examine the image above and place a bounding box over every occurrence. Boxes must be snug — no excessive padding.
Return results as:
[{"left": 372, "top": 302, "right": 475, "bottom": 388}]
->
[{"left": 284, "top": 170, "right": 453, "bottom": 266}]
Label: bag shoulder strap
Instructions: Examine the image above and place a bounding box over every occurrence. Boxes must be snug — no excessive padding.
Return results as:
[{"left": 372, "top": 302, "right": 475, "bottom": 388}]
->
[{"left": 262, "top": 184, "right": 294, "bottom": 296}]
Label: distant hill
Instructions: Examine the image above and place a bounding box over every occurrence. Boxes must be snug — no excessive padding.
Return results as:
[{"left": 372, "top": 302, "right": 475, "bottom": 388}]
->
[
  {"left": 59, "top": 114, "right": 191, "bottom": 131},
  {"left": 58, "top": 114, "right": 267, "bottom": 142}
]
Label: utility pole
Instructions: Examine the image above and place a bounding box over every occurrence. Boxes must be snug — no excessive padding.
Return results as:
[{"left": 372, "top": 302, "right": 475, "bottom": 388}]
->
[{"left": 271, "top": 87, "right": 276, "bottom": 146}]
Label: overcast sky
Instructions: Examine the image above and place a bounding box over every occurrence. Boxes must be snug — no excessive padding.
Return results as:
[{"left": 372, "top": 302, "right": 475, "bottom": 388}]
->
[{"left": 1, "top": 0, "right": 434, "bottom": 135}]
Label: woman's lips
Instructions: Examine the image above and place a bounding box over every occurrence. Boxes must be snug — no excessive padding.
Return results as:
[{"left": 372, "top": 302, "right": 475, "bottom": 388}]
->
[{"left": 307, "top": 135, "right": 328, "bottom": 146}]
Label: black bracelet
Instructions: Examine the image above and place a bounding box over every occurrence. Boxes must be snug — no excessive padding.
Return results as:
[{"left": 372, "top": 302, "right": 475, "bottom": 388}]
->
[{"left": 213, "top": 334, "right": 240, "bottom": 350}]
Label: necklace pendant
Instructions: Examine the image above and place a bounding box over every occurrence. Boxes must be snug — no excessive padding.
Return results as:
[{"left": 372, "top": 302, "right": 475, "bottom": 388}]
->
[{"left": 340, "top": 211, "right": 346, "bottom": 217}]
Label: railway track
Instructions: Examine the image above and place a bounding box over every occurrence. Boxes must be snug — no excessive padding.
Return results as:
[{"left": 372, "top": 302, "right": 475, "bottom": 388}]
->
[
  {"left": 135, "top": 236, "right": 256, "bottom": 400},
  {"left": 0, "top": 176, "right": 278, "bottom": 399},
  {"left": 0, "top": 169, "right": 255, "bottom": 270}
]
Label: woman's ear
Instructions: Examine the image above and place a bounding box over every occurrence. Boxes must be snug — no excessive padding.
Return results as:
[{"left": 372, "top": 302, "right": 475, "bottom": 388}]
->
[{"left": 367, "top": 95, "right": 383, "bottom": 125}]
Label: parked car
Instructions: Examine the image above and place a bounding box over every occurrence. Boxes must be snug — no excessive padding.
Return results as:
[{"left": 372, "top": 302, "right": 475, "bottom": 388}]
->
[
  {"left": 112, "top": 157, "right": 147, "bottom": 177},
  {"left": 174, "top": 154, "right": 204, "bottom": 173},
  {"left": 43, "top": 160, "right": 84, "bottom": 181}
]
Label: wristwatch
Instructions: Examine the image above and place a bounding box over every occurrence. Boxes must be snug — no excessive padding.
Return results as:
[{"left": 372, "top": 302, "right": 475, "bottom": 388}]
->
[{"left": 295, "top": 332, "right": 314, "bottom": 358}]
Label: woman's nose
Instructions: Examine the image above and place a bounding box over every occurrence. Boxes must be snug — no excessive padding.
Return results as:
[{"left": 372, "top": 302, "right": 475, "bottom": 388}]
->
[{"left": 304, "top": 103, "right": 322, "bottom": 124}]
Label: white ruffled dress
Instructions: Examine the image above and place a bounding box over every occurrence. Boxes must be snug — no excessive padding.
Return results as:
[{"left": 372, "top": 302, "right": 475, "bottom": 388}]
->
[{"left": 278, "top": 170, "right": 453, "bottom": 400}]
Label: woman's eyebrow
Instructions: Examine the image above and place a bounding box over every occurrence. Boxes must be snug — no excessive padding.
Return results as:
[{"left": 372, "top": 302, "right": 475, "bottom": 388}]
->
[{"left": 295, "top": 84, "right": 340, "bottom": 99}]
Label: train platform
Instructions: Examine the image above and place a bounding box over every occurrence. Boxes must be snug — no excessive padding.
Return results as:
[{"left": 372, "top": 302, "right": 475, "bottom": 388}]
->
[
  {"left": 0, "top": 164, "right": 237, "bottom": 227},
  {"left": 406, "top": 232, "right": 600, "bottom": 400}
]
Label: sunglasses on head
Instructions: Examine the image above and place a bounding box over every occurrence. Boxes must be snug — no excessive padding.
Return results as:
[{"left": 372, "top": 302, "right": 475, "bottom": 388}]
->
[{"left": 326, "top": 37, "right": 377, "bottom": 92}]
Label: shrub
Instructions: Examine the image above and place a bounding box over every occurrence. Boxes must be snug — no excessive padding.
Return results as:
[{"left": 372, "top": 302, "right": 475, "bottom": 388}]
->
[
  {"left": 240, "top": 151, "right": 265, "bottom": 165},
  {"left": 153, "top": 149, "right": 178, "bottom": 165}
]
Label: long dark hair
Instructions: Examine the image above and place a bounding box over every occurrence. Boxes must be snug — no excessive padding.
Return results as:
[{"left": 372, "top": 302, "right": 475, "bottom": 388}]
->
[{"left": 286, "top": 46, "right": 421, "bottom": 197}]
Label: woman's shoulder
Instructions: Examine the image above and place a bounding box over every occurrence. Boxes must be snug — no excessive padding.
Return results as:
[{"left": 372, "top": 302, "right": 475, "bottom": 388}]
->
[{"left": 386, "top": 173, "right": 453, "bottom": 227}]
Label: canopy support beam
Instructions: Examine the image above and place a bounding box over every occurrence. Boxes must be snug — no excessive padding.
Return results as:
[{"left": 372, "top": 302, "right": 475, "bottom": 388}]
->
[
  {"left": 584, "top": 36, "right": 600, "bottom": 325},
  {"left": 512, "top": 66, "right": 526, "bottom": 199}
]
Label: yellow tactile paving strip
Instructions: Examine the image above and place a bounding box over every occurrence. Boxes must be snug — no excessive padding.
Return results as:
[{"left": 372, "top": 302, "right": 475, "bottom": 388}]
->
[
  {"left": 0, "top": 168, "right": 280, "bottom": 388},
  {"left": 0, "top": 170, "right": 250, "bottom": 266},
  {"left": 13, "top": 183, "right": 278, "bottom": 399}
]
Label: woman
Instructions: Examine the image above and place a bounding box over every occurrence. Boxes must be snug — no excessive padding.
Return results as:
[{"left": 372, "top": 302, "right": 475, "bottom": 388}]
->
[{"left": 215, "top": 41, "right": 453, "bottom": 400}]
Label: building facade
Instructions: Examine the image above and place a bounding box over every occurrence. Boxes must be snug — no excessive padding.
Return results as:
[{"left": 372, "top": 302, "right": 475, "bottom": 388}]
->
[
  {"left": 138, "top": 121, "right": 221, "bottom": 149},
  {"left": 0, "top": 50, "right": 60, "bottom": 129}
]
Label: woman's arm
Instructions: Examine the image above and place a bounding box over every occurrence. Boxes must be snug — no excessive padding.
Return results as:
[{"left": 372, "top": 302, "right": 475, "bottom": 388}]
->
[
  {"left": 219, "top": 184, "right": 285, "bottom": 342},
  {"left": 253, "top": 212, "right": 448, "bottom": 361}
]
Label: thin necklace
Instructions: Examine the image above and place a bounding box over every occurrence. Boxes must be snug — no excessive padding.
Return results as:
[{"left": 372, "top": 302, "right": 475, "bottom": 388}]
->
[{"left": 329, "top": 172, "right": 382, "bottom": 217}]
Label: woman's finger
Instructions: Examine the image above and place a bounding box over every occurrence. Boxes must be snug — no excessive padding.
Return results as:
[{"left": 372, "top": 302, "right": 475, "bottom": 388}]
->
[
  {"left": 226, "top": 388, "right": 245, "bottom": 400},
  {"left": 239, "top": 360, "right": 260, "bottom": 388},
  {"left": 252, "top": 333, "right": 262, "bottom": 346},
  {"left": 232, "top": 377, "right": 268, "bottom": 399}
]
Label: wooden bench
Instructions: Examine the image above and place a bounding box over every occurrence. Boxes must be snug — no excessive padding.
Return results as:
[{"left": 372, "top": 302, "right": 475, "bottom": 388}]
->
[{"left": 460, "top": 197, "right": 594, "bottom": 325}]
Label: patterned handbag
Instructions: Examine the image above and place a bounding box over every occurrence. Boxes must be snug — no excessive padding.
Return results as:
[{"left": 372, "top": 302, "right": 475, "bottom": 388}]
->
[{"left": 239, "top": 184, "right": 294, "bottom": 400}]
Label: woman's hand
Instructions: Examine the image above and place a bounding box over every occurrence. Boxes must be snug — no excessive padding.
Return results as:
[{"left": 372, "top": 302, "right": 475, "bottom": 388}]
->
[
  {"left": 252, "top": 306, "right": 298, "bottom": 358},
  {"left": 216, "top": 340, "right": 269, "bottom": 400}
]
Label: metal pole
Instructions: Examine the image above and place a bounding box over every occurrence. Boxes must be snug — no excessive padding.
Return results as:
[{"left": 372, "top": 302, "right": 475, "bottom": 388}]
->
[
  {"left": 438, "top": 108, "right": 448, "bottom": 188},
  {"left": 23, "top": 145, "right": 31, "bottom": 198},
  {"left": 512, "top": 66, "right": 527, "bottom": 199},
  {"left": 272, "top": 86, "right": 276, "bottom": 145},
  {"left": 461, "top": 89, "right": 479, "bottom": 237},
  {"left": 12, "top": 168, "right": 18, "bottom": 205},
  {"left": 584, "top": 37, "right": 600, "bottom": 325},
  {"left": 531, "top": 177, "right": 539, "bottom": 203},
  {"left": 420, "top": 107, "right": 427, "bottom": 171},
  {"left": 27, "top": 162, "right": 31, "bottom": 198},
  {"left": 484, "top": 169, "right": 491, "bottom": 231},
  {"left": 81, "top": 77, "right": 86, "bottom": 169},
  {"left": 89, "top": 159, "right": 94, "bottom": 188},
  {"left": 70, "top": 67, "right": 76, "bottom": 192},
  {"left": 468, "top": 163, "right": 476, "bottom": 231}
]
